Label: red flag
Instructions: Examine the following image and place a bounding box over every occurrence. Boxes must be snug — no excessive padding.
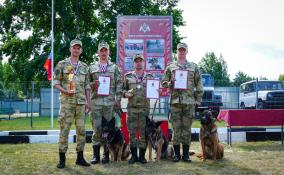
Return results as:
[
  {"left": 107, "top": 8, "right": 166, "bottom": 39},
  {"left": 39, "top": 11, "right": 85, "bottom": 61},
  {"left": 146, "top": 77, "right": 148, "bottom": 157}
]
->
[{"left": 44, "top": 53, "right": 52, "bottom": 81}]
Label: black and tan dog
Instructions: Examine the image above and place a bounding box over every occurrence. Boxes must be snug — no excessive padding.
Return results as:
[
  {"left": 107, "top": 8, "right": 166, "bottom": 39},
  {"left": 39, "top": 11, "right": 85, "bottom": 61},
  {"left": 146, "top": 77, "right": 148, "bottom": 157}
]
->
[
  {"left": 199, "top": 110, "right": 224, "bottom": 161},
  {"left": 102, "top": 117, "right": 130, "bottom": 162},
  {"left": 145, "top": 117, "right": 174, "bottom": 161}
]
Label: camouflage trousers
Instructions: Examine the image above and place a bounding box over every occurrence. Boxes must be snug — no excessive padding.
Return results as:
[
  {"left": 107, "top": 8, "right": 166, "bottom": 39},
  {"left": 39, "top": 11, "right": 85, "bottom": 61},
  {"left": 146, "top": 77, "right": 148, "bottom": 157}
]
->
[
  {"left": 58, "top": 103, "right": 86, "bottom": 153},
  {"left": 170, "top": 103, "right": 195, "bottom": 146},
  {"left": 127, "top": 107, "right": 149, "bottom": 149},
  {"left": 90, "top": 105, "right": 115, "bottom": 146}
]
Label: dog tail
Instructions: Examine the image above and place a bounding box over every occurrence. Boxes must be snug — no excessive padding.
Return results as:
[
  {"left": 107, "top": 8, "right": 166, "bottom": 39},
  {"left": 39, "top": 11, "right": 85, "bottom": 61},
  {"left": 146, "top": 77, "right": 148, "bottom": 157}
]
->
[{"left": 121, "top": 144, "right": 130, "bottom": 161}]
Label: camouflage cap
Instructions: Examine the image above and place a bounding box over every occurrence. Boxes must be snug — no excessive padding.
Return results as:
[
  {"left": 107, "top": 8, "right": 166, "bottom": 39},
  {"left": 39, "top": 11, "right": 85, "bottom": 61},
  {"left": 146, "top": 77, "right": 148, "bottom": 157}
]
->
[
  {"left": 98, "top": 41, "right": 109, "bottom": 50},
  {"left": 133, "top": 54, "right": 144, "bottom": 61},
  {"left": 70, "top": 39, "right": 82, "bottom": 47},
  {"left": 177, "top": 42, "right": 188, "bottom": 51}
]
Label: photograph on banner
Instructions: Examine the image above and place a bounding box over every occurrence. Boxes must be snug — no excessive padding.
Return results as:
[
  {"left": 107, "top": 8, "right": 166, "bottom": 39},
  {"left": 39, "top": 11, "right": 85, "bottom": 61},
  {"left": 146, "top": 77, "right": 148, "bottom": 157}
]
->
[
  {"left": 146, "top": 57, "right": 164, "bottom": 70},
  {"left": 151, "top": 72, "right": 164, "bottom": 80},
  {"left": 146, "top": 39, "right": 164, "bottom": 54},
  {"left": 124, "top": 39, "right": 143, "bottom": 54},
  {"left": 124, "top": 56, "right": 134, "bottom": 71}
]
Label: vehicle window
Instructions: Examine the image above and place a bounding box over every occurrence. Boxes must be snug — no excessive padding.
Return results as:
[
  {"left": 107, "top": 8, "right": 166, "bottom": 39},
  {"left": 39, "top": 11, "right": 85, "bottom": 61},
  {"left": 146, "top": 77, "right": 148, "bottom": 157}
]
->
[
  {"left": 246, "top": 82, "right": 255, "bottom": 92},
  {"left": 258, "top": 82, "right": 284, "bottom": 90},
  {"left": 240, "top": 85, "right": 246, "bottom": 93},
  {"left": 201, "top": 74, "right": 214, "bottom": 87}
]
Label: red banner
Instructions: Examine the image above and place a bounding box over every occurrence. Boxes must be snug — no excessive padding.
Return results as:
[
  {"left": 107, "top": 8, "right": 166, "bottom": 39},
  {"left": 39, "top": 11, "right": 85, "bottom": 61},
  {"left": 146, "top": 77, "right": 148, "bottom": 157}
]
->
[{"left": 117, "top": 16, "right": 172, "bottom": 96}]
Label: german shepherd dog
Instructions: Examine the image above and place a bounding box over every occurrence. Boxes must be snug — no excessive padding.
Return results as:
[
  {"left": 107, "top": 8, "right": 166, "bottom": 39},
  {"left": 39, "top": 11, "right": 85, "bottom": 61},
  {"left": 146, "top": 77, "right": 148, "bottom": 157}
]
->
[
  {"left": 199, "top": 110, "right": 224, "bottom": 161},
  {"left": 145, "top": 117, "right": 174, "bottom": 161},
  {"left": 101, "top": 117, "right": 130, "bottom": 162}
]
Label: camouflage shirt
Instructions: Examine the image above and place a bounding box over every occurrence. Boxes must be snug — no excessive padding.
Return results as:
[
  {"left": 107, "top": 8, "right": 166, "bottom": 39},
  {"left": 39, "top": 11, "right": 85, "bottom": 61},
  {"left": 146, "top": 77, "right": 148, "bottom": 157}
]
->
[
  {"left": 89, "top": 60, "right": 122, "bottom": 106},
  {"left": 53, "top": 58, "right": 91, "bottom": 105},
  {"left": 161, "top": 60, "right": 203, "bottom": 105},
  {"left": 123, "top": 71, "right": 153, "bottom": 108}
]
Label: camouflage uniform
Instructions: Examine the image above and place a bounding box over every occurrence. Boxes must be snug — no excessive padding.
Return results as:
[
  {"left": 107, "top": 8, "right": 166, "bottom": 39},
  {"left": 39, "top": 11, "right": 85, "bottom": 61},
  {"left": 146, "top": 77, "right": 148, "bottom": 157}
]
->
[
  {"left": 89, "top": 60, "right": 122, "bottom": 145},
  {"left": 123, "top": 71, "right": 153, "bottom": 148},
  {"left": 162, "top": 60, "right": 203, "bottom": 146},
  {"left": 54, "top": 58, "right": 90, "bottom": 153}
]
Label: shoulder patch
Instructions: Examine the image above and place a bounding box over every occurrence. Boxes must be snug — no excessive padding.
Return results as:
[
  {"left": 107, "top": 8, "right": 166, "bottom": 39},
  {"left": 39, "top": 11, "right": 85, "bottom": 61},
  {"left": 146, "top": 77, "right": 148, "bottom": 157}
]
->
[
  {"left": 80, "top": 61, "right": 88, "bottom": 67},
  {"left": 125, "top": 72, "right": 133, "bottom": 77}
]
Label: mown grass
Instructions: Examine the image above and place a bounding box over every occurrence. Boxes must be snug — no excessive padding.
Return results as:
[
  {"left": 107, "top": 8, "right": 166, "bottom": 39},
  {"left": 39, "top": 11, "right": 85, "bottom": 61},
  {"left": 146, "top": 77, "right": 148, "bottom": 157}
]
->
[
  {"left": 0, "top": 116, "right": 227, "bottom": 131},
  {"left": 0, "top": 141, "right": 283, "bottom": 175}
]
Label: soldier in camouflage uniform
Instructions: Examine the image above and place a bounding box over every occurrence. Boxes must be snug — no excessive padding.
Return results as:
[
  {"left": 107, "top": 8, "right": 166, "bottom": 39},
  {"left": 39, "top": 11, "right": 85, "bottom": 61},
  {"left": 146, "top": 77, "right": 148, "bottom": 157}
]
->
[
  {"left": 123, "top": 54, "right": 153, "bottom": 164},
  {"left": 53, "top": 39, "right": 91, "bottom": 168},
  {"left": 162, "top": 43, "right": 203, "bottom": 162},
  {"left": 89, "top": 41, "right": 123, "bottom": 164}
]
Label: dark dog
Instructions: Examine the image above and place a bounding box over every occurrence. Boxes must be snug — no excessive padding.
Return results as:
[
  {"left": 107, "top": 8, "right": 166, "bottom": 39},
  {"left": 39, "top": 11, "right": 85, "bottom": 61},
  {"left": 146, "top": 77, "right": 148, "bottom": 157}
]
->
[
  {"left": 199, "top": 110, "right": 224, "bottom": 161},
  {"left": 102, "top": 117, "right": 130, "bottom": 162},
  {"left": 145, "top": 117, "right": 174, "bottom": 161}
]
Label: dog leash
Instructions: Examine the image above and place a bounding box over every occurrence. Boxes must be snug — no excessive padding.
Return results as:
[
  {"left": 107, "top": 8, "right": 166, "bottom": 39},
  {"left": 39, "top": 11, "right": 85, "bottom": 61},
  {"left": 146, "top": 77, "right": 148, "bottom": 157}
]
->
[{"left": 151, "top": 99, "right": 158, "bottom": 120}]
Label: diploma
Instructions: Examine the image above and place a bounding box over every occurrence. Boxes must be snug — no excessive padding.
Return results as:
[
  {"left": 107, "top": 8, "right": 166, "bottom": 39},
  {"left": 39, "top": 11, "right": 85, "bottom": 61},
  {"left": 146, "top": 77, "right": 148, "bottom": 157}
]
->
[
  {"left": 146, "top": 79, "right": 160, "bottom": 99},
  {"left": 174, "top": 70, "right": 188, "bottom": 89},
  {"left": 97, "top": 76, "right": 111, "bottom": 96}
]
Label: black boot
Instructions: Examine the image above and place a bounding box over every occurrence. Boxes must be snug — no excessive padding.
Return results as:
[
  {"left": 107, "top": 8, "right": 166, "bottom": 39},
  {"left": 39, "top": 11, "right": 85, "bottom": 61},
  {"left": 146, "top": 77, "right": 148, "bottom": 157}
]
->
[
  {"left": 138, "top": 148, "right": 147, "bottom": 164},
  {"left": 57, "top": 152, "right": 66, "bottom": 169},
  {"left": 90, "top": 145, "right": 100, "bottom": 164},
  {"left": 76, "top": 151, "right": 91, "bottom": 166},
  {"left": 173, "top": 145, "right": 181, "bottom": 162},
  {"left": 128, "top": 147, "right": 138, "bottom": 164},
  {"left": 101, "top": 145, "right": 110, "bottom": 164},
  {"left": 182, "top": 144, "right": 191, "bottom": 162}
]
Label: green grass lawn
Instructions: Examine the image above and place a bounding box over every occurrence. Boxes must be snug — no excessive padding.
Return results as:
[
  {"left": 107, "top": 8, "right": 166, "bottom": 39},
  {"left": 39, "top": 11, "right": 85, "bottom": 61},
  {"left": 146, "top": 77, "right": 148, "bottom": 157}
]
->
[
  {"left": 0, "top": 116, "right": 227, "bottom": 131},
  {"left": 0, "top": 141, "right": 283, "bottom": 175}
]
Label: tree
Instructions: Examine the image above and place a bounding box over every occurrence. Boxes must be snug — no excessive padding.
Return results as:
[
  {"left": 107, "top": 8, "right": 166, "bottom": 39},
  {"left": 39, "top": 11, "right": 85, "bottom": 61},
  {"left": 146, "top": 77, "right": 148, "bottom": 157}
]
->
[
  {"left": 0, "top": 0, "right": 185, "bottom": 86},
  {"left": 198, "top": 52, "right": 230, "bottom": 86},
  {"left": 279, "top": 74, "right": 284, "bottom": 86},
  {"left": 232, "top": 71, "right": 253, "bottom": 87}
]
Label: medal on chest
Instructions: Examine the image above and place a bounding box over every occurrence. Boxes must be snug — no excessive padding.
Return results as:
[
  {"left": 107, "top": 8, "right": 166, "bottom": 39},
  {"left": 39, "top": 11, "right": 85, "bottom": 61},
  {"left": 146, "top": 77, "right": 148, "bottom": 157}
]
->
[{"left": 135, "top": 72, "right": 144, "bottom": 89}]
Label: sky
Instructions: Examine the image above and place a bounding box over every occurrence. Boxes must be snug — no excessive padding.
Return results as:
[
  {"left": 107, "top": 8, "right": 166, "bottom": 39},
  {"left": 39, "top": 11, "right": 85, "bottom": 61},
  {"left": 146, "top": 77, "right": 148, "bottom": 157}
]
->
[
  {"left": 178, "top": 0, "right": 284, "bottom": 80},
  {"left": 1, "top": 0, "right": 283, "bottom": 80}
]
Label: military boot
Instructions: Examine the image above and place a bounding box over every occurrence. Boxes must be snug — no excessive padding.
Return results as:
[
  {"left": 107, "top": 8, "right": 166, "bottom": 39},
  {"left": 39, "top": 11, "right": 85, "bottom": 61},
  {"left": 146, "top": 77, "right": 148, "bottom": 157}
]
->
[
  {"left": 57, "top": 152, "right": 66, "bottom": 169},
  {"left": 101, "top": 145, "right": 110, "bottom": 164},
  {"left": 173, "top": 145, "right": 181, "bottom": 162},
  {"left": 138, "top": 148, "right": 147, "bottom": 164},
  {"left": 90, "top": 145, "right": 100, "bottom": 164},
  {"left": 76, "top": 151, "right": 91, "bottom": 166},
  {"left": 128, "top": 147, "right": 138, "bottom": 164},
  {"left": 182, "top": 144, "right": 191, "bottom": 162}
]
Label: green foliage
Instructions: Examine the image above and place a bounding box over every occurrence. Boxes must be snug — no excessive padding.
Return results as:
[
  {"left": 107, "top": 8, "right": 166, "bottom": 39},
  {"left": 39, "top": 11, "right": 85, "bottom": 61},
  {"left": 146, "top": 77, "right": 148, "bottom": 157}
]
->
[
  {"left": 198, "top": 52, "right": 231, "bottom": 87},
  {"left": 233, "top": 71, "right": 253, "bottom": 87},
  {"left": 279, "top": 74, "right": 284, "bottom": 86},
  {"left": 0, "top": 61, "right": 24, "bottom": 99},
  {"left": 0, "top": 0, "right": 184, "bottom": 85}
]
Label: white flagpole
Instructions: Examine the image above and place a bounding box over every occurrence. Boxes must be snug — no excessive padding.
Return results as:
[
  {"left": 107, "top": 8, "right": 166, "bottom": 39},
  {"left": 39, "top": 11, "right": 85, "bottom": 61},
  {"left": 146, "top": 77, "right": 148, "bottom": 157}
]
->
[{"left": 51, "top": 0, "right": 54, "bottom": 128}]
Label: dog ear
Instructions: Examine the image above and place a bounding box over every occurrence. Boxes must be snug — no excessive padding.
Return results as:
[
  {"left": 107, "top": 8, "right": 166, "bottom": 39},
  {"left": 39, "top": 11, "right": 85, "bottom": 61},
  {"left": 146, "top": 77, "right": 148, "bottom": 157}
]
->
[
  {"left": 211, "top": 110, "right": 219, "bottom": 118},
  {"left": 155, "top": 121, "right": 163, "bottom": 128},
  {"left": 146, "top": 116, "right": 150, "bottom": 124},
  {"left": 102, "top": 116, "right": 107, "bottom": 125},
  {"left": 110, "top": 117, "right": 116, "bottom": 126},
  {"left": 202, "top": 110, "right": 209, "bottom": 116}
]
